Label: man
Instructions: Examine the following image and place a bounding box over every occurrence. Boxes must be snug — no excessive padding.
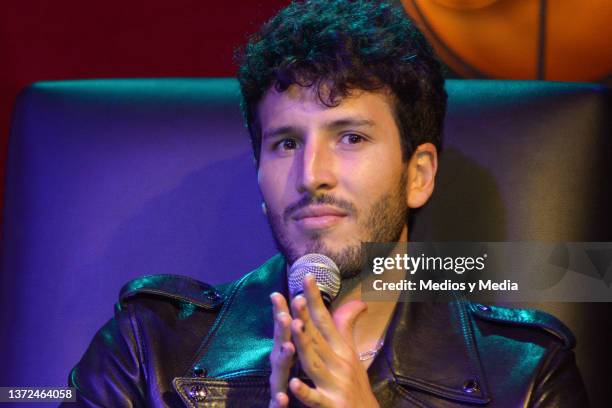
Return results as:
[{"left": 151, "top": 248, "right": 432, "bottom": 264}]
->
[{"left": 66, "top": 0, "right": 588, "bottom": 406}]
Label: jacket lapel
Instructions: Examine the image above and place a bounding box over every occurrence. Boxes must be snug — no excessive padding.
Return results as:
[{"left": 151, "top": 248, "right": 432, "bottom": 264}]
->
[
  {"left": 173, "top": 255, "right": 286, "bottom": 407},
  {"left": 379, "top": 297, "right": 491, "bottom": 405},
  {"left": 191, "top": 254, "right": 287, "bottom": 378}
]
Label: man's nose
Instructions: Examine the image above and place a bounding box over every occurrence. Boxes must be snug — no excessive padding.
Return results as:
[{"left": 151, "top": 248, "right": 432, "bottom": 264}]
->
[{"left": 296, "top": 137, "right": 337, "bottom": 195}]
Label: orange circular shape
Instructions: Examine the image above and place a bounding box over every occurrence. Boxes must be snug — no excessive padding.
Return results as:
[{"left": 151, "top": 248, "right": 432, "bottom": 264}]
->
[{"left": 402, "top": 0, "right": 612, "bottom": 81}]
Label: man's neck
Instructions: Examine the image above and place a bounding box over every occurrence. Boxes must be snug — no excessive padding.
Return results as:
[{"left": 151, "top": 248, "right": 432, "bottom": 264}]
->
[{"left": 332, "top": 275, "right": 398, "bottom": 369}]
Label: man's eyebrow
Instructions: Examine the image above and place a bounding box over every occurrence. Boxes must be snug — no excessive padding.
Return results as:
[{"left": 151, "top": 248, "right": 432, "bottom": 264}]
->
[
  {"left": 262, "top": 118, "right": 375, "bottom": 140},
  {"left": 324, "top": 118, "right": 375, "bottom": 130},
  {"left": 262, "top": 125, "right": 301, "bottom": 141}
]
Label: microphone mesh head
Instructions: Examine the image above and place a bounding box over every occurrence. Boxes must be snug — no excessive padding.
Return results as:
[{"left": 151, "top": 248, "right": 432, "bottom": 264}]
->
[{"left": 288, "top": 253, "right": 341, "bottom": 302}]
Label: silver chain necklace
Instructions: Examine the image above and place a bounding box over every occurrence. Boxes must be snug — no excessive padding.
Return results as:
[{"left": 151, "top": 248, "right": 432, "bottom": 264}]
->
[{"left": 358, "top": 339, "right": 385, "bottom": 361}]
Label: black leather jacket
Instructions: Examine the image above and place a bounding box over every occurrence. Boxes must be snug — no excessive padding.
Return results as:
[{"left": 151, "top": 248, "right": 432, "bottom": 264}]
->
[{"left": 65, "top": 254, "right": 588, "bottom": 407}]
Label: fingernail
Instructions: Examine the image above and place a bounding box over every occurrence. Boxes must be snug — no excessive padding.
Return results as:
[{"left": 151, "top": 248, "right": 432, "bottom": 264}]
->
[{"left": 293, "top": 295, "right": 306, "bottom": 309}]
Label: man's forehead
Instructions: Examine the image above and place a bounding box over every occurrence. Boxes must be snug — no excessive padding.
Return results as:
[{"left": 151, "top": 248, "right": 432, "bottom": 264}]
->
[{"left": 257, "top": 84, "right": 395, "bottom": 130}]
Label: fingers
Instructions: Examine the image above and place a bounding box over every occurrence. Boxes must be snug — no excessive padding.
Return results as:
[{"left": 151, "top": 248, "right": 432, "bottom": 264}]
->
[
  {"left": 271, "top": 292, "right": 290, "bottom": 315},
  {"left": 301, "top": 275, "right": 344, "bottom": 349},
  {"left": 291, "top": 299, "right": 343, "bottom": 384},
  {"left": 271, "top": 292, "right": 291, "bottom": 344},
  {"left": 300, "top": 274, "right": 359, "bottom": 362},
  {"left": 290, "top": 318, "right": 326, "bottom": 381},
  {"left": 269, "top": 340, "right": 295, "bottom": 384},
  {"left": 289, "top": 378, "right": 332, "bottom": 408},
  {"left": 270, "top": 293, "right": 294, "bottom": 397},
  {"left": 290, "top": 294, "right": 337, "bottom": 363},
  {"left": 280, "top": 280, "right": 375, "bottom": 408},
  {"left": 268, "top": 391, "right": 289, "bottom": 408}
]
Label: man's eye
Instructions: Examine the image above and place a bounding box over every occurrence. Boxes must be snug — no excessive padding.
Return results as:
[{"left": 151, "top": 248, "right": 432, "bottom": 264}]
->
[
  {"left": 275, "top": 138, "right": 298, "bottom": 151},
  {"left": 340, "top": 133, "right": 365, "bottom": 145}
]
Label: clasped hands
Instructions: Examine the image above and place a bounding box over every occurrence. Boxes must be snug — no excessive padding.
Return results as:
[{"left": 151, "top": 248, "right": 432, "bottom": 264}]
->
[{"left": 269, "top": 274, "right": 380, "bottom": 408}]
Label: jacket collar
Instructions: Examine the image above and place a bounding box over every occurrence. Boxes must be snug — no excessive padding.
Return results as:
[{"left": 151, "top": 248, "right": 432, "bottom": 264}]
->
[{"left": 187, "top": 254, "right": 491, "bottom": 403}]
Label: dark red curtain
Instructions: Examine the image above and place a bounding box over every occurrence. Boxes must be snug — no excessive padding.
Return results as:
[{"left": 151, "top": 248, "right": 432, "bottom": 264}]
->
[{"left": 0, "top": 0, "right": 289, "bottom": 218}]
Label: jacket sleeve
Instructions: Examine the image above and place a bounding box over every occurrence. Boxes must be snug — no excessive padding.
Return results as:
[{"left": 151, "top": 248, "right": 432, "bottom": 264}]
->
[
  {"left": 61, "top": 302, "right": 146, "bottom": 407},
  {"left": 529, "top": 344, "right": 589, "bottom": 407}
]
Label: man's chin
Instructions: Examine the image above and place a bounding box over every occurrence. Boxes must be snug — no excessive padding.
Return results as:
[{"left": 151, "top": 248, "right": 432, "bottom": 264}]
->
[
  {"left": 289, "top": 241, "right": 344, "bottom": 260},
  {"left": 285, "top": 242, "right": 362, "bottom": 278}
]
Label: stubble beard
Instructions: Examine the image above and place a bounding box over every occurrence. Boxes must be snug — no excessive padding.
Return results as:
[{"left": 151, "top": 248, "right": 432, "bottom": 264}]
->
[{"left": 265, "top": 170, "right": 408, "bottom": 280}]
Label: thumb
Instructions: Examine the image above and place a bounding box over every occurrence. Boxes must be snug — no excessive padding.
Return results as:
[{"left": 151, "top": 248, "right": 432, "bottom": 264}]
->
[{"left": 332, "top": 300, "right": 367, "bottom": 345}]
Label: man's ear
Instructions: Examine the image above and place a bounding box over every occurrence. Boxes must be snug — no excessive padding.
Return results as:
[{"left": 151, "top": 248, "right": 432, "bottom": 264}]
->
[{"left": 406, "top": 143, "right": 438, "bottom": 209}]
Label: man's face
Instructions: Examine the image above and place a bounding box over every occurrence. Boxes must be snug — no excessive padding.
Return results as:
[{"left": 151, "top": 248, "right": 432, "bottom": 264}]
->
[{"left": 257, "top": 85, "right": 411, "bottom": 278}]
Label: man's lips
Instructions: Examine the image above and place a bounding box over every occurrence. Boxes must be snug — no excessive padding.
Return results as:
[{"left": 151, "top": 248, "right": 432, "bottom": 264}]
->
[
  {"left": 292, "top": 205, "right": 349, "bottom": 220},
  {"left": 291, "top": 205, "right": 348, "bottom": 230}
]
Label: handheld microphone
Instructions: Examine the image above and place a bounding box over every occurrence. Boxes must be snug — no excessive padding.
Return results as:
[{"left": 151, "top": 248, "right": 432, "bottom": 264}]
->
[
  {"left": 288, "top": 253, "right": 341, "bottom": 306},
  {"left": 287, "top": 254, "right": 342, "bottom": 390}
]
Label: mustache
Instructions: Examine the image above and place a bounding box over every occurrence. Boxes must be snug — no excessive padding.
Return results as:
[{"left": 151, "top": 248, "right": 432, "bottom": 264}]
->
[{"left": 283, "top": 194, "right": 357, "bottom": 222}]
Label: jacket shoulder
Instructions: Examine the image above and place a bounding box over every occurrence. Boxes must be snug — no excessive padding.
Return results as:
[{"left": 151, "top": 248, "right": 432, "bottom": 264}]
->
[
  {"left": 468, "top": 302, "right": 576, "bottom": 349},
  {"left": 119, "top": 274, "right": 226, "bottom": 310}
]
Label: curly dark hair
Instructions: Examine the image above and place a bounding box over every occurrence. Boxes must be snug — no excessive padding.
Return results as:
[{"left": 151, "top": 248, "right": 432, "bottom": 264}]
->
[{"left": 235, "top": 0, "right": 447, "bottom": 165}]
